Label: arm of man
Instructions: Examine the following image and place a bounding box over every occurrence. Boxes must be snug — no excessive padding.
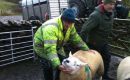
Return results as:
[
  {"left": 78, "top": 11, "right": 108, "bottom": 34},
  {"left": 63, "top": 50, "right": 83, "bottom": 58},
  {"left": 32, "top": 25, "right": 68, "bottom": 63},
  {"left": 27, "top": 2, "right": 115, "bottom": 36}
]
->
[
  {"left": 43, "top": 25, "right": 61, "bottom": 69},
  {"left": 69, "top": 24, "right": 89, "bottom": 51},
  {"left": 80, "top": 13, "right": 99, "bottom": 42}
]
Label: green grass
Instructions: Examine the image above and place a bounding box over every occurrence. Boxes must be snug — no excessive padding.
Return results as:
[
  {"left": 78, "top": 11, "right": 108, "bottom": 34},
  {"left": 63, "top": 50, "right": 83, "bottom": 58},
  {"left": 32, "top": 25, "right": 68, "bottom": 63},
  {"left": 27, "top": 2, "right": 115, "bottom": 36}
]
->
[
  {"left": 123, "top": 0, "right": 130, "bottom": 8},
  {"left": 0, "top": 0, "right": 17, "bottom": 10},
  {"left": 0, "top": 0, "right": 21, "bottom": 15},
  {"left": 128, "top": 11, "right": 130, "bottom": 18}
]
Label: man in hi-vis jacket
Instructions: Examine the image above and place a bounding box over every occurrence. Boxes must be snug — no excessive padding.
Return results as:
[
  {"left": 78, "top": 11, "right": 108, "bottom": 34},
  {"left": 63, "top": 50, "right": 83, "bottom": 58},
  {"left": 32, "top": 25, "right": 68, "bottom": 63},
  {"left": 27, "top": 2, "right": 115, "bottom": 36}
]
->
[{"left": 34, "top": 8, "right": 89, "bottom": 80}]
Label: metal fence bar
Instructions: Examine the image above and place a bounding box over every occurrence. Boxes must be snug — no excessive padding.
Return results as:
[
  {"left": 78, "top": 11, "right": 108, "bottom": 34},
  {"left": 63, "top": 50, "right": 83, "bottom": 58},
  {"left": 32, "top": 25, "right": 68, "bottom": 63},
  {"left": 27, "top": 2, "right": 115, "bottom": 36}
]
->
[
  {"left": 32, "top": 27, "right": 36, "bottom": 59},
  {"left": 13, "top": 49, "right": 33, "bottom": 55},
  {"left": 0, "top": 27, "right": 36, "bottom": 67},
  {"left": 0, "top": 49, "right": 33, "bottom": 58},
  {"left": 14, "top": 49, "right": 33, "bottom": 54},
  {"left": 0, "top": 56, "right": 34, "bottom": 67},
  {"left": 0, "top": 58, "right": 13, "bottom": 63},
  {"left": 13, "top": 45, "right": 33, "bottom": 50},
  {"left": 0, "top": 49, "right": 12, "bottom": 53},
  {"left": 0, "top": 45, "right": 33, "bottom": 53},
  {"left": 13, "top": 53, "right": 34, "bottom": 59},
  {"left": 0, "top": 54, "right": 12, "bottom": 58},
  {"left": 12, "top": 41, "right": 33, "bottom": 46},
  {"left": 0, "top": 30, "right": 32, "bottom": 34},
  {"left": 11, "top": 35, "right": 32, "bottom": 39},
  {"left": 0, "top": 41, "right": 32, "bottom": 48},
  {"left": 109, "top": 44, "right": 125, "bottom": 50},
  {"left": 0, "top": 38, "right": 11, "bottom": 41},
  {"left": 0, "top": 44, "right": 11, "bottom": 48},
  {"left": 10, "top": 30, "right": 14, "bottom": 62}
]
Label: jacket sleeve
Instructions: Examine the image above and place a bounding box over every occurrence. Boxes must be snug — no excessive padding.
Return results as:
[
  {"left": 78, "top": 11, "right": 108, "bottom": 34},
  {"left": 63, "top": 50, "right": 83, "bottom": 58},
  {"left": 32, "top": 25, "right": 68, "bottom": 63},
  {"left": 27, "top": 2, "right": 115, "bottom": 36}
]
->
[
  {"left": 42, "top": 25, "right": 60, "bottom": 69},
  {"left": 69, "top": 25, "right": 89, "bottom": 51},
  {"left": 80, "top": 13, "right": 99, "bottom": 42}
]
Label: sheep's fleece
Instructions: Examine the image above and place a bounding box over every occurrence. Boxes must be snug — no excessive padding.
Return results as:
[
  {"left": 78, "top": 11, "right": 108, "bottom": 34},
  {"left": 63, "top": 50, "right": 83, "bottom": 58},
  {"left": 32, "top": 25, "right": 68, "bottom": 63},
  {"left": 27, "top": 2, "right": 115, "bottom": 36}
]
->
[
  {"left": 60, "top": 50, "right": 104, "bottom": 80},
  {"left": 117, "top": 56, "right": 130, "bottom": 80}
]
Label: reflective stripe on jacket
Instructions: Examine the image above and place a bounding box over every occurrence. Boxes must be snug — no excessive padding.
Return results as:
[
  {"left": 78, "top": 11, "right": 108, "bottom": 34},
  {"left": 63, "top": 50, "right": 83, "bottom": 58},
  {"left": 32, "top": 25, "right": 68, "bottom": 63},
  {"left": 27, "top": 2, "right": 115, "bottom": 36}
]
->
[{"left": 34, "top": 16, "right": 89, "bottom": 69}]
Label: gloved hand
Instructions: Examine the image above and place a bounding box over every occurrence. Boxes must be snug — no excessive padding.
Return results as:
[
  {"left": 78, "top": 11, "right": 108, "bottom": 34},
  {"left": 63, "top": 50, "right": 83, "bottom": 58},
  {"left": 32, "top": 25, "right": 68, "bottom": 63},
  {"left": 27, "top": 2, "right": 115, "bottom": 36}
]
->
[{"left": 58, "top": 65, "right": 73, "bottom": 74}]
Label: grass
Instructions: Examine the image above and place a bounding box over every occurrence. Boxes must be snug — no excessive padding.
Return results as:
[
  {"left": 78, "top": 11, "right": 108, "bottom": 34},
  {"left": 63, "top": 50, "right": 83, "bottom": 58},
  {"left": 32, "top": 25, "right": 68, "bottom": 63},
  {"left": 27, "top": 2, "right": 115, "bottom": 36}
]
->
[
  {"left": 0, "top": 0, "right": 17, "bottom": 9},
  {"left": 0, "top": 0, "right": 21, "bottom": 16},
  {"left": 128, "top": 11, "right": 130, "bottom": 18}
]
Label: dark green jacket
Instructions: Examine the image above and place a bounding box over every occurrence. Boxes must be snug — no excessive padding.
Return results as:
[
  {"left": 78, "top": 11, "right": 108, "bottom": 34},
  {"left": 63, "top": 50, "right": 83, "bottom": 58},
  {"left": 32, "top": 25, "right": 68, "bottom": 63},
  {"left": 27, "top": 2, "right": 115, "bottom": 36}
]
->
[{"left": 81, "top": 4, "right": 114, "bottom": 45}]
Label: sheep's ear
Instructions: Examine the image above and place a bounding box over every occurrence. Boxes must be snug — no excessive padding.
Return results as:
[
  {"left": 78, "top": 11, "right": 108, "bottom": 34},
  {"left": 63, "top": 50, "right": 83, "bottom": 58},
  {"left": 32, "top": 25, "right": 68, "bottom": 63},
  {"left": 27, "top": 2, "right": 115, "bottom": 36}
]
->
[{"left": 69, "top": 51, "right": 73, "bottom": 57}]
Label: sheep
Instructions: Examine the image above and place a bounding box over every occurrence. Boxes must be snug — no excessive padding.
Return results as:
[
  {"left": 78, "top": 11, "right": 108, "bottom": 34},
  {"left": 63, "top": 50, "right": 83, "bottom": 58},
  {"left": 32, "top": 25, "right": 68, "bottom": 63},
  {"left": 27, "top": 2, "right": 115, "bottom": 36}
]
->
[
  {"left": 117, "top": 56, "right": 130, "bottom": 80},
  {"left": 60, "top": 50, "right": 104, "bottom": 80}
]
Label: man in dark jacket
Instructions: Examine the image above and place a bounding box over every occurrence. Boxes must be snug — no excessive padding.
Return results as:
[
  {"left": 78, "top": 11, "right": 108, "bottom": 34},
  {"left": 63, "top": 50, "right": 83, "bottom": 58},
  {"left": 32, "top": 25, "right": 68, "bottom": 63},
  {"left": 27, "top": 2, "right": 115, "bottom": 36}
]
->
[{"left": 80, "top": 0, "right": 116, "bottom": 79}]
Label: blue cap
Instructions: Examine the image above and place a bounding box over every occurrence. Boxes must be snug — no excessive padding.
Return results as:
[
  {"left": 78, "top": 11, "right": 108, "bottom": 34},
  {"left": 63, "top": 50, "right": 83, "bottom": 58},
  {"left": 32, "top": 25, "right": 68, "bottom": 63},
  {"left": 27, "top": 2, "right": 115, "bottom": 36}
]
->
[{"left": 61, "top": 8, "right": 76, "bottom": 22}]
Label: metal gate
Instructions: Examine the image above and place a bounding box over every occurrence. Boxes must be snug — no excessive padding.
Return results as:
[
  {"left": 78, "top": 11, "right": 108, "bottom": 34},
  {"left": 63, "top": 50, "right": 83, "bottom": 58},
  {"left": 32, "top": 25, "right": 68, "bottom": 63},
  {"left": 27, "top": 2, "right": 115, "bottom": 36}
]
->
[
  {"left": 49, "top": 0, "right": 68, "bottom": 18},
  {"left": 0, "top": 27, "right": 35, "bottom": 67},
  {"left": 21, "top": 0, "right": 68, "bottom": 21}
]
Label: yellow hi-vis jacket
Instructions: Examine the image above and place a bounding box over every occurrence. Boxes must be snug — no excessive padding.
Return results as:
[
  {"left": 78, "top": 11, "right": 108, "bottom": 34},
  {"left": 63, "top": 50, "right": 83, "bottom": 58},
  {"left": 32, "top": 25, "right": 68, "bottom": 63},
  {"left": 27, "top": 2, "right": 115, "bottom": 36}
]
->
[{"left": 33, "top": 16, "right": 89, "bottom": 69}]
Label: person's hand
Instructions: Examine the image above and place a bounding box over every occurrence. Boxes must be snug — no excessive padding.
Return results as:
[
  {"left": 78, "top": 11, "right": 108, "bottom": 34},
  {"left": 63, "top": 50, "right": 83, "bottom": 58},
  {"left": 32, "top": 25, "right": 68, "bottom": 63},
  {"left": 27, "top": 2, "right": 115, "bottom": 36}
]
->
[{"left": 58, "top": 65, "right": 73, "bottom": 74}]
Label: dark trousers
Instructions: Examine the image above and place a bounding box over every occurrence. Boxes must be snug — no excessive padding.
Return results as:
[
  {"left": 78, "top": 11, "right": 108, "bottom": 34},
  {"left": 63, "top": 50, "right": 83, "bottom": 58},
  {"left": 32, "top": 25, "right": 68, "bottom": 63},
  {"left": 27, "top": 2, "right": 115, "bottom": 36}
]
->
[
  {"left": 38, "top": 54, "right": 67, "bottom": 80},
  {"left": 87, "top": 43, "right": 111, "bottom": 78}
]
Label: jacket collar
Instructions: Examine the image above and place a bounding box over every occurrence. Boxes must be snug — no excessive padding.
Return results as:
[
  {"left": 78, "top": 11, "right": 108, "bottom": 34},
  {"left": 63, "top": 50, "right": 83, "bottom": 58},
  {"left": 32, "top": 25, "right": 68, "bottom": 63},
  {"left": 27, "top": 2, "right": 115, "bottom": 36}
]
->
[
  {"left": 96, "top": 4, "right": 113, "bottom": 17},
  {"left": 97, "top": 4, "right": 106, "bottom": 13}
]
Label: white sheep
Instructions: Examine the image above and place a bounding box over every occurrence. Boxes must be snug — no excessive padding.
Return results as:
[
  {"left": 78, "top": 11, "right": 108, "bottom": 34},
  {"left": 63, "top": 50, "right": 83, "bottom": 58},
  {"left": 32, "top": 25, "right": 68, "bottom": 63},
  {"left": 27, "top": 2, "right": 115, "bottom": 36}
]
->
[
  {"left": 117, "top": 56, "right": 130, "bottom": 80},
  {"left": 60, "top": 50, "right": 104, "bottom": 80}
]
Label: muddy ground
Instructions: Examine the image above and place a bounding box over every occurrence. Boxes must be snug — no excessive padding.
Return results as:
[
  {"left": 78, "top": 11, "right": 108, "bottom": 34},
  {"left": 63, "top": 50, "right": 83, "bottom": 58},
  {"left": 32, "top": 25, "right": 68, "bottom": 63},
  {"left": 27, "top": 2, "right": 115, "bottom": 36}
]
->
[{"left": 0, "top": 56, "right": 123, "bottom": 80}]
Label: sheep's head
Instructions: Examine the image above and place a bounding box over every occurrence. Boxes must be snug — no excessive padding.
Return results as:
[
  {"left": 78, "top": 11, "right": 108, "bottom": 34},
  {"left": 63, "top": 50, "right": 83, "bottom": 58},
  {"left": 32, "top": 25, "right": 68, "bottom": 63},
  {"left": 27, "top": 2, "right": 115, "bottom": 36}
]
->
[{"left": 62, "top": 52, "right": 87, "bottom": 74}]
